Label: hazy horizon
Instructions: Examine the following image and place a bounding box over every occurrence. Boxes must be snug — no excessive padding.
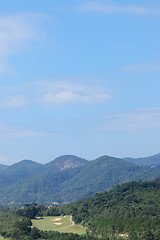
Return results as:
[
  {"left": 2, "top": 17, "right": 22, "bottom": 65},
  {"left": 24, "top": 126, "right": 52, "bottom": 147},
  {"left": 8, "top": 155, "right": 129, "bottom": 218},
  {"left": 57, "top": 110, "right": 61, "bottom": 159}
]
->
[{"left": 1, "top": 152, "right": 160, "bottom": 166}]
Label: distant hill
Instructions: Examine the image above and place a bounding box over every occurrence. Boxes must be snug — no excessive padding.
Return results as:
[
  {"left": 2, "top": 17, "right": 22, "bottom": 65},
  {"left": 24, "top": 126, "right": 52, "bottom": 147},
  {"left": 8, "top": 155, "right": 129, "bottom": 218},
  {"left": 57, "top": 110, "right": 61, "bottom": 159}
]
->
[
  {"left": 0, "top": 164, "right": 8, "bottom": 173},
  {"left": 123, "top": 153, "right": 160, "bottom": 166},
  {"left": 0, "top": 154, "right": 160, "bottom": 205},
  {"left": 53, "top": 155, "right": 159, "bottom": 202},
  {"left": 44, "top": 155, "right": 88, "bottom": 172},
  {"left": 0, "top": 160, "right": 44, "bottom": 187}
]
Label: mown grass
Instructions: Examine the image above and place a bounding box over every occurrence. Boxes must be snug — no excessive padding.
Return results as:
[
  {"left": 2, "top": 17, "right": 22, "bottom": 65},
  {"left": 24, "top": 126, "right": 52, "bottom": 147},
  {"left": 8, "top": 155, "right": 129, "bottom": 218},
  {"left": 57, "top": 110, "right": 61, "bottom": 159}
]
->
[{"left": 32, "top": 215, "right": 86, "bottom": 235}]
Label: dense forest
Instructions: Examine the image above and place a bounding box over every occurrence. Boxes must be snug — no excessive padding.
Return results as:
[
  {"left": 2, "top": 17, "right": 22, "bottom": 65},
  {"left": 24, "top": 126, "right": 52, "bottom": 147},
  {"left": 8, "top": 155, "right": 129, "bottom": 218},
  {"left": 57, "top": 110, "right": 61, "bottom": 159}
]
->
[
  {"left": 0, "top": 155, "right": 160, "bottom": 204},
  {"left": 66, "top": 178, "right": 160, "bottom": 239},
  {"left": 0, "top": 179, "right": 160, "bottom": 239}
]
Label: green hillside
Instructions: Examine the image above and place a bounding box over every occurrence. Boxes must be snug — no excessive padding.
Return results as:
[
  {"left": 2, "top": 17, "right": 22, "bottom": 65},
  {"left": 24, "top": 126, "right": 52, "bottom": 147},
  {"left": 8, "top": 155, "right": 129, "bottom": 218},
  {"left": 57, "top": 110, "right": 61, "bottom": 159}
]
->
[
  {"left": 0, "top": 179, "right": 160, "bottom": 239},
  {"left": 0, "top": 164, "right": 8, "bottom": 173},
  {"left": 0, "top": 155, "right": 160, "bottom": 204},
  {"left": 67, "top": 178, "right": 160, "bottom": 239},
  {"left": 123, "top": 153, "right": 160, "bottom": 166}
]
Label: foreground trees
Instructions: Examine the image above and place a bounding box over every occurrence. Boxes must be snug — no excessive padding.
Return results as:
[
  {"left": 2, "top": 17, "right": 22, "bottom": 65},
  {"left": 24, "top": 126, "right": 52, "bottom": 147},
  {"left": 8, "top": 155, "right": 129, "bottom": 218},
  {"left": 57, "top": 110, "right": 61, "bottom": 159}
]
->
[
  {"left": 66, "top": 178, "right": 160, "bottom": 239},
  {"left": 0, "top": 179, "right": 160, "bottom": 239}
]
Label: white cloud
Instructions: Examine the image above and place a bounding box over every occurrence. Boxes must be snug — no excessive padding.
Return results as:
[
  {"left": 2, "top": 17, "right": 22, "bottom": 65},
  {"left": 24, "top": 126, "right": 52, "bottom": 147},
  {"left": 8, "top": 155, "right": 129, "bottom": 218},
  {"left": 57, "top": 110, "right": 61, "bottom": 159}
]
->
[
  {"left": 43, "top": 91, "right": 110, "bottom": 104},
  {"left": 0, "top": 13, "right": 44, "bottom": 73},
  {"left": 99, "top": 108, "right": 160, "bottom": 131},
  {"left": 41, "top": 82, "right": 111, "bottom": 105},
  {"left": 76, "top": 2, "right": 154, "bottom": 15},
  {"left": 0, "top": 79, "right": 111, "bottom": 107},
  {"left": 43, "top": 91, "right": 80, "bottom": 104},
  {"left": 1, "top": 95, "right": 28, "bottom": 107}
]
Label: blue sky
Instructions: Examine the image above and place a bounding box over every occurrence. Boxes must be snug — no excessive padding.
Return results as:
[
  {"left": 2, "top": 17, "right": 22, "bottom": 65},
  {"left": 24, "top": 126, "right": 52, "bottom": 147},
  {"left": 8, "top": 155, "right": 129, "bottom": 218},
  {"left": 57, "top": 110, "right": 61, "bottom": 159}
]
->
[{"left": 0, "top": 0, "right": 160, "bottom": 164}]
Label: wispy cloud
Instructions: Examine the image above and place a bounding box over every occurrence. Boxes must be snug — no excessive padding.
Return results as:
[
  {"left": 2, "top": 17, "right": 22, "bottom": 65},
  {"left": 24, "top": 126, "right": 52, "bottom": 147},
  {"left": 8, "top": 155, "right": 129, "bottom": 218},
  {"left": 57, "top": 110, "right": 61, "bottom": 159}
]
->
[
  {"left": 0, "top": 13, "right": 44, "bottom": 73},
  {"left": 41, "top": 81, "right": 111, "bottom": 105},
  {"left": 43, "top": 91, "right": 110, "bottom": 104},
  {"left": 0, "top": 123, "right": 48, "bottom": 138},
  {"left": 0, "top": 79, "right": 111, "bottom": 107},
  {"left": 0, "top": 95, "right": 28, "bottom": 107},
  {"left": 115, "top": 62, "right": 160, "bottom": 73},
  {"left": 76, "top": 2, "right": 156, "bottom": 15},
  {"left": 99, "top": 108, "right": 160, "bottom": 131}
]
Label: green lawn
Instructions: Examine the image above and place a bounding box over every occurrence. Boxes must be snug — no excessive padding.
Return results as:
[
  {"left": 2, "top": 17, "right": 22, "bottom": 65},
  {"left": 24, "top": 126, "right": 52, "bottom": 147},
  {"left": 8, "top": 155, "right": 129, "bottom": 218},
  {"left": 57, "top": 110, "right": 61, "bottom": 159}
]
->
[{"left": 32, "top": 215, "right": 86, "bottom": 235}]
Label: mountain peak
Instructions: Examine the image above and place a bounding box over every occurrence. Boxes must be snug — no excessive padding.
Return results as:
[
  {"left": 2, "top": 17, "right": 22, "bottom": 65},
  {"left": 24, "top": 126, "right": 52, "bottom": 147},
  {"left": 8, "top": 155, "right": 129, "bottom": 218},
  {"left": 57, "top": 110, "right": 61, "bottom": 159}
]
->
[
  {"left": 45, "top": 155, "right": 88, "bottom": 171},
  {"left": 10, "top": 159, "right": 43, "bottom": 168}
]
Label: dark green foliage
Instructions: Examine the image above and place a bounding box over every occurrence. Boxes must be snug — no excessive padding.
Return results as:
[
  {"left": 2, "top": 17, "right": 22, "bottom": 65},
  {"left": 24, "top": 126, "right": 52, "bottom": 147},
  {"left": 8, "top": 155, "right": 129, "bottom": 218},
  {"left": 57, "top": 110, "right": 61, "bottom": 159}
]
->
[
  {"left": 0, "top": 155, "right": 160, "bottom": 205},
  {"left": 45, "top": 206, "right": 61, "bottom": 216},
  {"left": 66, "top": 178, "right": 160, "bottom": 239},
  {"left": 0, "top": 179, "right": 160, "bottom": 239},
  {"left": 0, "top": 204, "right": 96, "bottom": 240},
  {"left": 0, "top": 207, "right": 31, "bottom": 239},
  {"left": 16, "top": 203, "right": 46, "bottom": 219},
  {"left": 0, "top": 210, "right": 95, "bottom": 240}
]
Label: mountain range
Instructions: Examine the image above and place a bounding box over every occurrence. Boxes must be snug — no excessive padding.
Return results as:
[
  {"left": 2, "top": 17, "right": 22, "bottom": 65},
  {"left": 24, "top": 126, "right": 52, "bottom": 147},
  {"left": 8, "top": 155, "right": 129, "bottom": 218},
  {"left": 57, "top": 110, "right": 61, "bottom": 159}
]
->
[
  {"left": 0, "top": 153, "right": 160, "bottom": 205},
  {"left": 123, "top": 153, "right": 160, "bottom": 166}
]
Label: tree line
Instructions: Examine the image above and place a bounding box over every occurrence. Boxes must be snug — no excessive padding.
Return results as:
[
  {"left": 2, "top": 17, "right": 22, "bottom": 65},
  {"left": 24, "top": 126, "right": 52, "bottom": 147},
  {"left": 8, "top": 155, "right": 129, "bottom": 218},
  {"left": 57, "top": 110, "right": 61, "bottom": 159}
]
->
[{"left": 0, "top": 178, "right": 160, "bottom": 239}]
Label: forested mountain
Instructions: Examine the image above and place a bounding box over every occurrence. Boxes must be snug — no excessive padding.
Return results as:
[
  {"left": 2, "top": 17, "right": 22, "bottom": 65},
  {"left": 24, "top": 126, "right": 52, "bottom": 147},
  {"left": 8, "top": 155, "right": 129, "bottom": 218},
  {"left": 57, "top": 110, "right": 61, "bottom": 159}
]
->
[
  {"left": 0, "top": 154, "right": 160, "bottom": 205},
  {"left": 0, "top": 164, "right": 8, "bottom": 173},
  {"left": 67, "top": 178, "right": 160, "bottom": 239},
  {"left": 123, "top": 153, "right": 160, "bottom": 166},
  {"left": 44, "top": 155, "right": 88, "bottom": 172},
  {"left": 0, "top": 160, "right": 44, "bottom": 187}
]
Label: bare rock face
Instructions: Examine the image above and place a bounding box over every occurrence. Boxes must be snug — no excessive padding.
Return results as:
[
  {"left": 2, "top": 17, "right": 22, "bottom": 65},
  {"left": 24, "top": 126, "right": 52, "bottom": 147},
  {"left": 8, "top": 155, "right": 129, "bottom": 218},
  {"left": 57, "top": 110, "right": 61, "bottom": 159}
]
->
[
  {"left": 56, "top": 158, "right": 86, "bottom": 170},
  {"left": 44, "top": 155, "right": 88, "bottom": 172},
  {"left": 53, "top": 155, "right": 88, "bottom": 171}
]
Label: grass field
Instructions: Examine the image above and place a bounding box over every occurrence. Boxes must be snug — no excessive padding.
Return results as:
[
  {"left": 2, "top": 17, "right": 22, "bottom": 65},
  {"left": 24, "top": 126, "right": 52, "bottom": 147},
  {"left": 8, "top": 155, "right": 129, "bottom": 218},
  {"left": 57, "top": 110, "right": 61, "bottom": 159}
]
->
[{"left": 32, "top": 215, "right": 86, "bottom": 235}]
